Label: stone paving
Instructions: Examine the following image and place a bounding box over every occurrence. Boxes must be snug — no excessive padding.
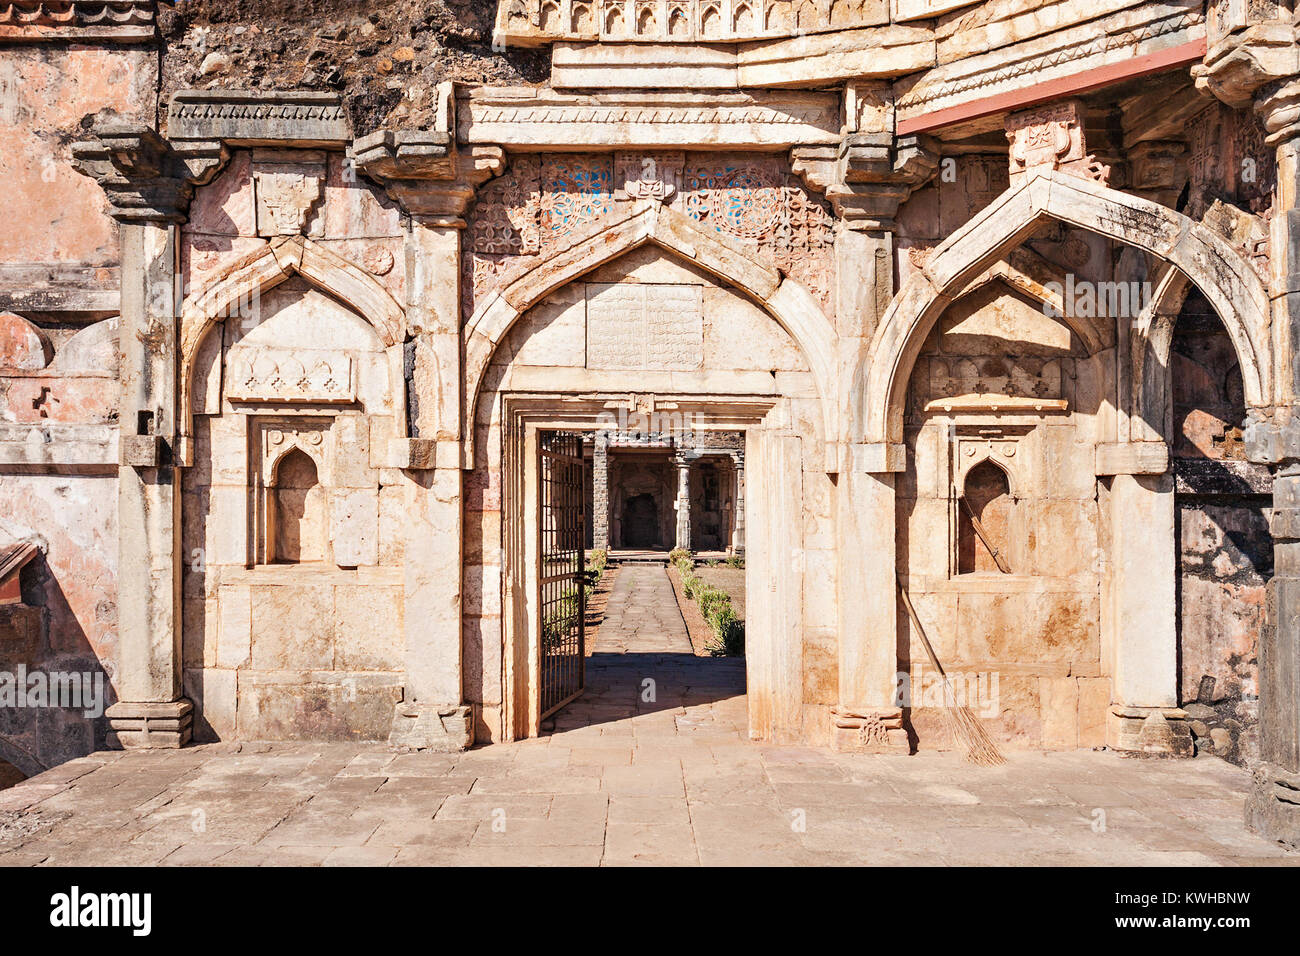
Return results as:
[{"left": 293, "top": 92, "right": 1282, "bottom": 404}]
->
[
  {"left": 0, "top": 569, "right": 1295, "bottom": 866},
  {"left": 588, "top": 564, "right": 693, "bottom": 655}
]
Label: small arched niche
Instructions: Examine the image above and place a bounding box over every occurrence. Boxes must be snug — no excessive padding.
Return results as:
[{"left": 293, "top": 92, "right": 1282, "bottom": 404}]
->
[
  {"left": 270, "top": 448, "right": 327, "bottom": 564},
  {"left": 958, "top": 458, "right": 1014, "bottom": 575}
]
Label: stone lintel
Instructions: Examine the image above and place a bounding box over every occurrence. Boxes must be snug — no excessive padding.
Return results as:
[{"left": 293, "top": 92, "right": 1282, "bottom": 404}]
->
[
  {"left": 0, "top": 262, "right": 120, "bottom": 314},
  {"left": 106, "top": 700, "right": 194, "bottom": 750},
  {"left": 897, "top": 4, "right": 1206, "bottom": 133},
  {"left": 167, "top": 89, "right": 351, "bottom": 147},
  {"left": 1095, "top": 441, "right": 1170, "bottom": 476},
  {"left": 389, "top": 703, "right": 474, "bottom": 752}
]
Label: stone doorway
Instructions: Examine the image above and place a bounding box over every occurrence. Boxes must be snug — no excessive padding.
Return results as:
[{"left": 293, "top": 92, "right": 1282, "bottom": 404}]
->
[
  {"left": 621, "top": 494, "right": 659, "bottom": 549},
  {"left": 493, "top": 404, "right": 789, "bottom": 745}
]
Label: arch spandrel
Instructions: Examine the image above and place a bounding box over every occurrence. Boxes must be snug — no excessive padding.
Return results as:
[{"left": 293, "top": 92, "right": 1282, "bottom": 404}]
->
[
  {"left": 177, "top": 235, "right": 407, "bottom": 463},
  {"left": 461, "top": 201, "right": 840, "bottom": 469},
  {"left": 854, "top": 170, "right": 1272, "bottom": 454}
]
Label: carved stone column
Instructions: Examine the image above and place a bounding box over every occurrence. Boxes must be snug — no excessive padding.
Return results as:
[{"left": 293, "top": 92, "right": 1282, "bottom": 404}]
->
[
  {"left": 674, "top": 453, "right": 692, "bottom": 552},
  {"left": 794, "top": 84, "right": 936, "bottom": 753},
  {"left": 352, "top": 96, "right": 505, "bottom": 751},
  {"left": 730, "top": 450, "right": 745, "bottom": 555},
  {"left": 593, "top": 431, "right": 610, "bottom": 551},
  {"left": 71, "top": 125, "right": 227, "bottom": 748}
]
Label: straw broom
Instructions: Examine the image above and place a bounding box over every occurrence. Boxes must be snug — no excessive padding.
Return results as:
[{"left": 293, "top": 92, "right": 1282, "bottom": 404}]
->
[{"left": 897, "top": 574, "right": 1005, "bottom": 766}]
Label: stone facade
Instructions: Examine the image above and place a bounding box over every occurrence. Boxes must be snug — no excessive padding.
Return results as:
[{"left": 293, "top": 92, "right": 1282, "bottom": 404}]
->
[{"left": 2, "top": 0, "right": 1300, "bottom": 845}]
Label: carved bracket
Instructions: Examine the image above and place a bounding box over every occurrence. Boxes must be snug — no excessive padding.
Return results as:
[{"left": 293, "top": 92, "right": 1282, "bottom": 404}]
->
[{"left": 71, "top": 124, "right": 228, "bottom": 223}]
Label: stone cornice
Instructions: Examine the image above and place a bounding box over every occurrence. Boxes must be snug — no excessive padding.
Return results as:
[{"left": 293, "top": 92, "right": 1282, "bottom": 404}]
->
[
  {"left": 167, "top": 90, "right": 351, "bottom": 146},
  {"left": 896, "top": 0, "right": 1205, "bottom": 127},
  {"left": 0, "top": 0, "right": 156, "bottom": 43},
  {"left": 457, "top": 89, "right": 841, "bottom": 150},
  {"left": 70, "top": 124, "right": 228, "bottom": 224}
]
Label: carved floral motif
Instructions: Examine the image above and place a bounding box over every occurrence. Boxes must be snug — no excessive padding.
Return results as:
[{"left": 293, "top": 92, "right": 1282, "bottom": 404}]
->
[{"left": 463, "top": 152, "right": 835, "bottom": 317}]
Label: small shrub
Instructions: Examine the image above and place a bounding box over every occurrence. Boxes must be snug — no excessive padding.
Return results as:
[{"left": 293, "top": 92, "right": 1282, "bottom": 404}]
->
[{"left": 725, "top": 554, "right": 745, "bottom": 569}]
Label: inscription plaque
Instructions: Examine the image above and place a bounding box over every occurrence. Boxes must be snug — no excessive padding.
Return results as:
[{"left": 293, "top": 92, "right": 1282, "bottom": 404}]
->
[{"left": 585, "top": 283, "right": 703, "bottom": 371}]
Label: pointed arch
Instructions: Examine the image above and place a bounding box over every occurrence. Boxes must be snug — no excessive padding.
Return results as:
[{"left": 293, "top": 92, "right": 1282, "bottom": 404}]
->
[
  {"left": 853, "top": 171, "right": 1270, "bottom": 456},
  {"left": 177, "top": 235, "right": 406, "bottom": 462},
  {"left": 462, "top": 201, "right": 838, "bottom": 467}
]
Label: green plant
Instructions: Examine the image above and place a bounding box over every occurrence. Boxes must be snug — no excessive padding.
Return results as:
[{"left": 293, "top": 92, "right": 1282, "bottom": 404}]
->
[
  {"left": 668, "top": 547, "right": 692, "bottom": 564},
  {"left": 725, "top": 554, "right": 745, "bottom": 569}
]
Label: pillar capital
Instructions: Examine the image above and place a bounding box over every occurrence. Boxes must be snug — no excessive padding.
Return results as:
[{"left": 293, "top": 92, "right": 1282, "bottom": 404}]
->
[
  {"left": 71, "top": 123, "right": 228, "bottom": 223},
  {"left": 351, "top": 128, "right": 505, "bottom": 228},
  {"left": 792, "top": 132, "right": 938, "bottom": 232},
  {"left": 1194, "top": 18, "right": 1300, "bottom": 113}
]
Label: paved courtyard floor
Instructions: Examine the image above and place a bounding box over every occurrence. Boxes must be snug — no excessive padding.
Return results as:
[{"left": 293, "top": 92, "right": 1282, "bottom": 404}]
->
[{"left": 0, "top": 564, "right": 1294, "bottom": 866}]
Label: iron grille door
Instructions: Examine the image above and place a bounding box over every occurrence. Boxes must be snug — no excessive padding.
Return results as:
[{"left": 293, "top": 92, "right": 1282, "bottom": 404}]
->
[{"left": 538, "top": 430, "right": 586, "bottom": 719}]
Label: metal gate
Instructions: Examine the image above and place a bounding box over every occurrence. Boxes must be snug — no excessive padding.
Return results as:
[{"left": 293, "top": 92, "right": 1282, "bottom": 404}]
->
[{"left": 538, "top": 430, "right": 587, "bottom": 719}]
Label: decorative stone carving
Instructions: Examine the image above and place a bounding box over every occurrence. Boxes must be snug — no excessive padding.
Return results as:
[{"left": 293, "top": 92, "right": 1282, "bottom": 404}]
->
[
  {"left": 615, "top": 151, "right": 684, "bottom": 202},
  {"left": 1006, "top": 100, "right": 1109, "bottom": 187},
  {"left": 168, "top": 89, "right": 350, "bottom": 146},
  {"left": 493, "top": 0, "right": 887, "bottom": 45},
  {"left": 463, "top": 150, "right": 834, "bottom": 314},
  {"left": 253, "top": 152, "right": 326, "bottom": 237},
  {"left": 899, "top": 3, "right": 1204, "bottom": 124},
  {"left": 226, "top": 348, "right": 356, "bottom": 404},
  {"left": 459, "top": 89, "right": 841, "bottom": 150},
  {"left": 70, "top": 123, "right": 228, "bottom": 222},
  {"left": 682, "top": 155, "right": 835, "bottom": 307},
  {"left": 0, "top": 0, "right": 157, "bottom": 42},
  {"left": 585, "top": 283, "right": 704, "bottom": 370}
]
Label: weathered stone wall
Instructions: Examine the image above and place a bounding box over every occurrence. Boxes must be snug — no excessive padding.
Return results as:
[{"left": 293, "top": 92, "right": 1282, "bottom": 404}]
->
[
  {"left": 0, "top": 33, "right": 154, "bottom": 772},
  {"left": 178, "top": 150, "right": 411, "bottom": 741},
  {"left": 897, "top": 270, "right": 1113, "bottom": 750}
]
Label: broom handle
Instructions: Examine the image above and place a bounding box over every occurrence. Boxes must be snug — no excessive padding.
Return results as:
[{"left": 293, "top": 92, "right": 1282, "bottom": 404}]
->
[
  {"left": 897, "top": 573, "right": 948, "bottom": 680},
  {"left": 959, "top": 496, "right": 1011, "bottom": 574}
]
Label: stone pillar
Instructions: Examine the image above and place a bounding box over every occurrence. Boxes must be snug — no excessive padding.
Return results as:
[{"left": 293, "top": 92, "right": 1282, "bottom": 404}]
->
[
  {"left": 832, "top": 467, "right": 908, "bottom": 752},
  {"left": 1105, "top": 472, "right": 1191, "bottom": 754},
  {"left": 1245, "top": 80, "right": 1300, "bottom": 844},
  {"left": 674, "top": 453, "right": 692, "bottom": 551},
  {"left": 72, "top": 126, "right": 227, "bottom": 748},
  {"left": 593, "top": 431, "right": 610, "bottom": 551},
  {"left": 352, "top": 109, "right": 505, "bottom": 751},
  {"left": 792, "top": 84, "right": 937, "bottom": 753},
  {"left": 730, "top": 450, "right": 745, "bottom": 555}
]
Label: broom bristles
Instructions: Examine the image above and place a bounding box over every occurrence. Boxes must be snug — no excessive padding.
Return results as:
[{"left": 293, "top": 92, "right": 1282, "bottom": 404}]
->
[
  {"left": 938, "top": 679, "right": 1006, "bottom": 766},
  {"left": 941, "top": 702, "right": 1006, "bottom": 766}
]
